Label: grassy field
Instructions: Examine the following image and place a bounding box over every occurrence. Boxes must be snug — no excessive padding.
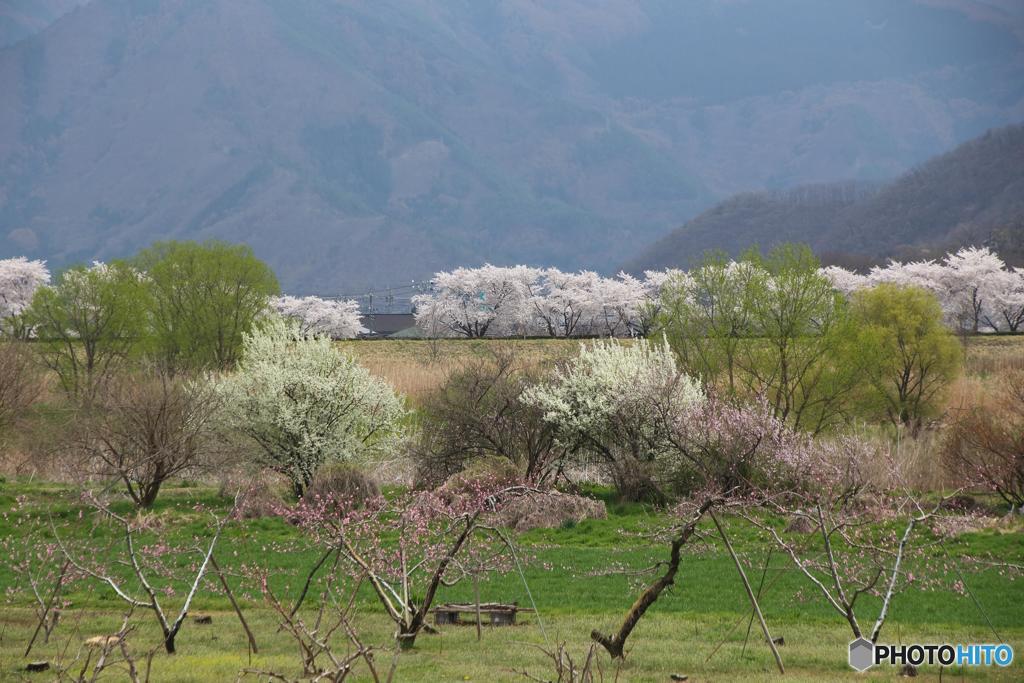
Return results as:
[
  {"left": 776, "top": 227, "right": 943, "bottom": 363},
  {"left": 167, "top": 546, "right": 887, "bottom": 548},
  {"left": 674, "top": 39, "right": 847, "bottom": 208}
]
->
[
  {"left": 1, "top": 336, "right": 1023, "bottom": 680},
  {"left": 0, "top": 481, "right": 1022, "bottom": 681}
]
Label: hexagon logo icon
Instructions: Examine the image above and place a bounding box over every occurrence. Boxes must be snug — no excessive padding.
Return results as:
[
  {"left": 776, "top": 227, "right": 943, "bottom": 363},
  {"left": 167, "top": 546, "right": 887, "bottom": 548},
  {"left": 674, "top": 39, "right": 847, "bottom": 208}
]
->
[{"left": 849, "top": 637, "right": 875, "bottom": 671}]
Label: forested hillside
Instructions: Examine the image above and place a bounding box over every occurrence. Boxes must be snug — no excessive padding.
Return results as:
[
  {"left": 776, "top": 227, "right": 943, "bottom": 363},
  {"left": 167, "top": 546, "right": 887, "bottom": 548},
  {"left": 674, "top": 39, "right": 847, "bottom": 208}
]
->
[
  {"left": 627, "top": 123, "right": 1024, "bottom": 271},
  {"left": 2, "top": 1, "right": 1023, "bottom": 290}
]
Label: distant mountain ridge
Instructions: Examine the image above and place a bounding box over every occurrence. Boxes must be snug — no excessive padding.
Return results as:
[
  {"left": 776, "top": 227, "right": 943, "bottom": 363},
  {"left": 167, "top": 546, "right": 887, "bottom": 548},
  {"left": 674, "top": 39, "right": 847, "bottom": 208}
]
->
[
  {"left": 625, "top": 123, "right": 1024, "bottom": 271},
  {"left": 2, "top": 0, "right": 1023, "bottom": 291}
]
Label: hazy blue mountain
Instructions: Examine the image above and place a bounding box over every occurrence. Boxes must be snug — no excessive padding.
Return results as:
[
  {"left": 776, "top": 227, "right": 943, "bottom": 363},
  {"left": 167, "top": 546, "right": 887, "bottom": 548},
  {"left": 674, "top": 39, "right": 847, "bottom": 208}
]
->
[
  {"left": 1, "top": 0, "right": 1023, "bottom": 291},
  {"left": 0, "top": 0, "right": 87, "bottom": 48},
  {"left": 626, "top": 123, "right": 1024, "bottom": 272}
]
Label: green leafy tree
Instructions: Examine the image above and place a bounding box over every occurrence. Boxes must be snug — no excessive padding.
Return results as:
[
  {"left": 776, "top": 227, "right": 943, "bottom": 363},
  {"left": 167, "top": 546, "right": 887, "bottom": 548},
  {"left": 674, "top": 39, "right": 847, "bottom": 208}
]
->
[
  {"left": 659, "top": 245, "right": 866, "bottom": 433},
  {"left": 26, "top": 262, "right": 150, "bottom": 400},
  {"left": 658, "top": 252, "right": 759, "bottom": 392},
  {"left": 133, "top": 240, "right": 279, "bottom": 370},
  {"left": 741, "top": 244, "right": 864, "bottom": 433},
  {"left": 216, "top": 317, "right": 405, "bottom": 497},
  {"left": 852, "top": 284, "right": 962, "bottom": 434}
]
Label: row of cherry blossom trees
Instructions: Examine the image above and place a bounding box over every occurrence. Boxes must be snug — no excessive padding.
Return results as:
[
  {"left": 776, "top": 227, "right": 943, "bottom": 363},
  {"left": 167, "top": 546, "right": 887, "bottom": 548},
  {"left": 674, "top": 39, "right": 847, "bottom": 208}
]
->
[
  {"left": 822, "top": 246, "right": 1024, "bottom": 333},
  {"left": 412, "top": 265, "right": 675, "bottom": 338},
  {"left": 413, "top": 248, "right": 1024, "bottom": 339}
]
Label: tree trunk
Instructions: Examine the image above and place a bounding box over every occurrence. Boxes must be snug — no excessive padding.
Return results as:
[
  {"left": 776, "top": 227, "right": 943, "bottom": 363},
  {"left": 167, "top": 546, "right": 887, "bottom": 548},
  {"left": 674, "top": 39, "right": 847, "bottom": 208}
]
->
[
  {"left": 140, "top": 482, "right": 162, "bottom": 509},
  {"left": 396, "top": 626, "right": 418, "bottom": 650},
  {"left": 163, "top": 630, "right": 177, "bottom": 654},
  {"left": 591, "top": 500, "right": 714, "bottom": 658}
]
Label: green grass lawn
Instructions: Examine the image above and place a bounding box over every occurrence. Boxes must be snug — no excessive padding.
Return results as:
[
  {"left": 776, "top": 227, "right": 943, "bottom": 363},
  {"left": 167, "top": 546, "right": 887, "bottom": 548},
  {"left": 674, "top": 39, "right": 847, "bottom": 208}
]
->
[{"left": 1, "top": 481, "right": 1022, "bottom": 681}]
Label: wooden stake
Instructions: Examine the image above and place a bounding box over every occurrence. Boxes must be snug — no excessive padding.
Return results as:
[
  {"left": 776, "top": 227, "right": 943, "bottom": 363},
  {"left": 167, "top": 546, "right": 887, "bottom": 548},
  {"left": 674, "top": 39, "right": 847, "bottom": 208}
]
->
[
  {"left": 474, "top": 577, "right": 482, "bottom": 641},
  {"left": 210, "top": 556, "right": 259, "bottom": 654},
  {"left": 710, "top": 511, "right": 784, "bottom": 675}
]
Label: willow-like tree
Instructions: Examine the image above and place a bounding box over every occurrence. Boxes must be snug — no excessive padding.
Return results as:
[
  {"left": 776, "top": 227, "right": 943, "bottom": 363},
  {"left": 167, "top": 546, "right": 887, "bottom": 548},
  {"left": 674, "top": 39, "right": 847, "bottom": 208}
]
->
[
  {"left": 25, "top": 262, "right": 149, "bottom": 400},
  {"left": 133, "top": 240, "right": 279, "bottom": 371},
  {"left": 851, "top": 283, "right": 961, "bottom": 434},
  {"left": 659, "top": 245, "right": 865, "bottom": 434}
]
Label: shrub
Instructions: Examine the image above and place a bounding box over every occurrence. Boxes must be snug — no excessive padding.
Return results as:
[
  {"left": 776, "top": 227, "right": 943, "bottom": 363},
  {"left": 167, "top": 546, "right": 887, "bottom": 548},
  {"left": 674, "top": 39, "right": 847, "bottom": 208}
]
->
[
  {"left": 944, "top": 371, "right": 1024, "bottom": 508},
  {"left": 0, "top": 342, "right": 39, "bottom": 431},
  {"left": 437, "top": 455, "right": 524, "bottom": 497},
  {"left": 522, "top": 339, "right": 703, "bottom": 502},
  {"left": 305, "top": 462, "right": 380, "bottom": 507},
  {"left": 234, "top": 471, "right": 292, "bottom": 520},
  {"left": 216, "top": 316, "right": 405, "bottom": 497},
  {"left": 654, "top": 395, "right": 814, "bottom": 497},
  {"left": 412, "top": 349, "right": 567, "bottom": 488},
  {"left": 496, "top": 491, "right": 607, "bottom": 532},
  {"left": 75, "top": 366, "right": 222, "bottom": 508}
]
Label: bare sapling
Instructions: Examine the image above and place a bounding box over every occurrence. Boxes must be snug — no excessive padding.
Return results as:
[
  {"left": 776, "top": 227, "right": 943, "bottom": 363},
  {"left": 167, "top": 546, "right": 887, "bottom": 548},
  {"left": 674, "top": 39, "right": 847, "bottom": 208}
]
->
[
  {"left": 292, "top": 480, "right": 534, "bottom": 649},
  {"left": 750, "top": 438, "right": 969, "bottom": 643},
  {"left": 52, "top": 492, "right": 236, "bottom": 654},
  {"left": 239, "top": 567, "right": 388, "bottom": 682},
  {"left": 516, "top": 642, "right": 614, "bottom": 683},
  {"left": 23, "top": 557, "right": 72, "bottom": 655}
]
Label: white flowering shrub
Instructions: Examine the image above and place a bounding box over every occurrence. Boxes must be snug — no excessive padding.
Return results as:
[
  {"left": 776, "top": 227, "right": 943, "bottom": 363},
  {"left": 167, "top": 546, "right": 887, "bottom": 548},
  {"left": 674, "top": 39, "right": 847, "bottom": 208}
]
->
[
  {"left": 216, "top": 316, "right": 405, "bottom": 496},
  {"left": 522, "top": 339, "right": 703, "bottom": 500}
]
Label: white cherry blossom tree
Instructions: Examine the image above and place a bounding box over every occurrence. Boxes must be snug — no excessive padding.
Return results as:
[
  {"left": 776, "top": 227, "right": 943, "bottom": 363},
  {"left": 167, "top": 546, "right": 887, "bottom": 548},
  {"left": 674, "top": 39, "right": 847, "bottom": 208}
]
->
[
  {"left": 819, "top": 265, "right": 868, "bottom": 296},
  {"left": 529, "top": 268, "right": 601, "bottom": 337},
  {"left": 867, "top": 259, "right": 946, "bottom": 296},
  {"left": 988, "top": 268, "right": 1024, "bottom": 333},
  {"left": 273, "top": 295, "right": 366, "bottom": 339},
  {"left": 0, "top": 257, "right": 50, "bottom": 337},
  {"left": 588, "top": 273, "right": 646, "bottom": 337},
  {"left": 941, "top": 246, "right": 1007, "bottom": 333},
  {"left": 413, "top": 265, "right": 540, "bottom": 338}
]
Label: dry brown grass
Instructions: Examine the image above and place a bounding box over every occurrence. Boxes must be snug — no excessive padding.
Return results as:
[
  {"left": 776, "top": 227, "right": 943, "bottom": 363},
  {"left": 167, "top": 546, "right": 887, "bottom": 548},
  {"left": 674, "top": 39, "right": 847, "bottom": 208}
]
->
[
  {"left": 962, "top": 335, "right": 1024, "bottom": 377},
  {"left": 337, "top": 335, "right": 1024, "bottom": 414},
  {"left": 945, "top": 334, "right": 1024, "bottom": 423},
  {"left": 336, "top": 338, "right": 583, "bottom": 405},
  {"left": 883, "top": 429, "right": 951, "bottom": 491}
]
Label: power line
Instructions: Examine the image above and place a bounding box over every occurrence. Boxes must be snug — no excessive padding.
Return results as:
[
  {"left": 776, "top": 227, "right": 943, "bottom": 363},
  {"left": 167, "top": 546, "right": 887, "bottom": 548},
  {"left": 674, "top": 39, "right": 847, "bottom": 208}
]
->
[{"left": 287, "top": 280, "right": 435, "bottom": 313}]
